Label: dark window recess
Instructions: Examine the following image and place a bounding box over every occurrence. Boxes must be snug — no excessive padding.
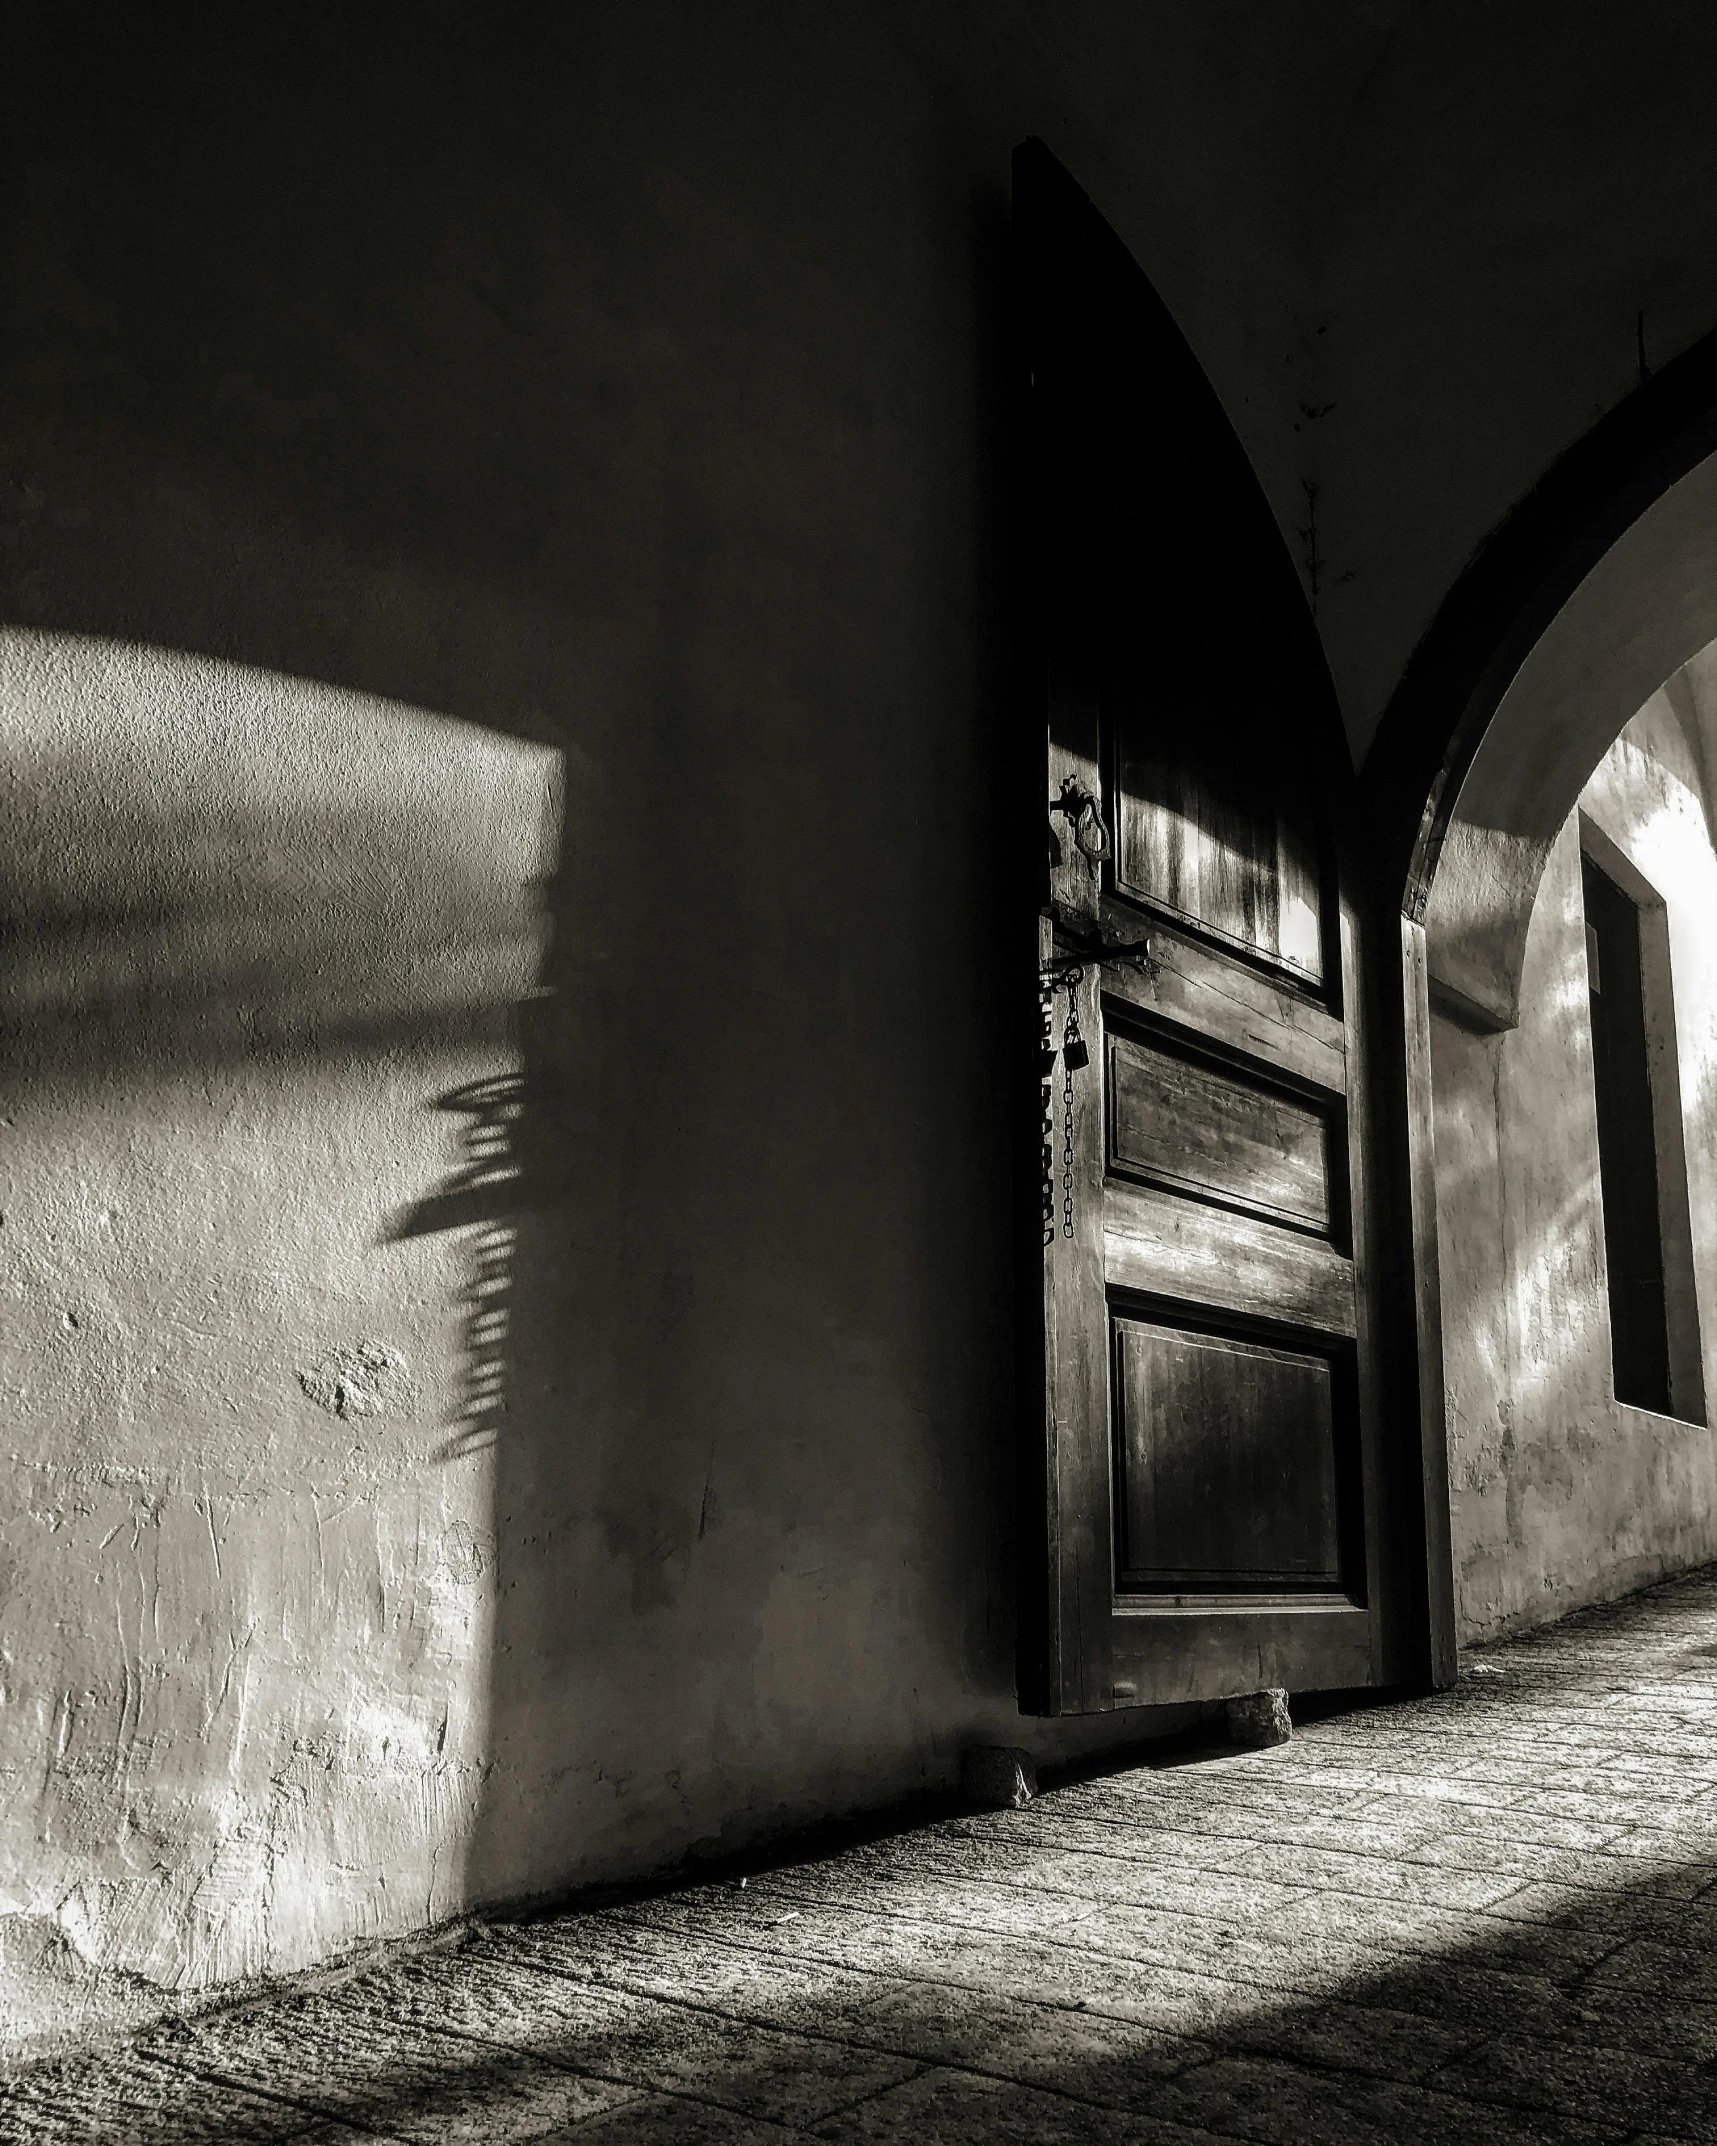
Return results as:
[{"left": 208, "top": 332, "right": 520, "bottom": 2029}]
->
[{"left": 1582, "top": 854, "right": 1671, "bottom": 1413}]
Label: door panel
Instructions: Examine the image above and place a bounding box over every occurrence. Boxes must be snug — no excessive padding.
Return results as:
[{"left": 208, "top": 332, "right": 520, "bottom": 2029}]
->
[
  {"left": 1113, "top": 700, "right": 1324, "bottom": 983},
  {"left": 1017, "top": 137, "right": 1397, "bottom": 1714},
  {"left": 1112, "top": 1318, "right": 1346, "bottom": 1592},
  {"left": 1107, "top": 1023, "right": 1337, "bottom": 1235},
  {"left": 1101, "top": 913, "right": 1347, "bottom": 1088}
]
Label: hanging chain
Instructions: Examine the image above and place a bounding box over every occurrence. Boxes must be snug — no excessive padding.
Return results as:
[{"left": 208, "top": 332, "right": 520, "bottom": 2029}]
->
[
  {"left": 1062, "top": 1052, "right": 1076, "bottom": 1240},
  {"left": 1059, "top": 967, "right": 1083, "bottom": 1240},
  {"left": 1038, "top": 961, "right": 1098, "bottom": 1247},
  {"left": 1039, "top": 981, "right": 1057, "bottom": 1247},
  {"left": 1037, "top": 888, "right": 1157, "bottom": 1249}
]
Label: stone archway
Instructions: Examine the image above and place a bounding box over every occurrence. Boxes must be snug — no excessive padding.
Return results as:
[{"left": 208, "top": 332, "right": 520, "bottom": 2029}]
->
[{"left": 1365, "top": 342, "right": 1717, "bottom": 1660}]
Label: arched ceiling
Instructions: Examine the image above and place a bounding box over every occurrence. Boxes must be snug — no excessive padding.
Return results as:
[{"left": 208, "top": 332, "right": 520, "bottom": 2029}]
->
[{"left": 1425, "top": 448, "right": 1717, "bottom": 1029}]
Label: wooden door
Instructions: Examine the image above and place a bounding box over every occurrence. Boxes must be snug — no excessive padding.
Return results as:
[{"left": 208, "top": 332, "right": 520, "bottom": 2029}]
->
[{"left": 1017, "top": 140, "right": 1396, "bottom": 1714}]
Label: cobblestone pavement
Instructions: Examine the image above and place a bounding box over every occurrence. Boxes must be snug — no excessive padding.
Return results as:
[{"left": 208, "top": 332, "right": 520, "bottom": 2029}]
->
[{"left": 21, "top": 1570, "right": 1717, "bottom": 2142}]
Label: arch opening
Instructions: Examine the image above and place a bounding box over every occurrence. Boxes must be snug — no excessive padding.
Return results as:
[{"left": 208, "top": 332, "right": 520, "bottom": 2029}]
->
[
  {"left": 1417, "top": 458, "right": 1717, "bottom": 1644},
  {"left": 1424, "top": 449, "right": 1717, "bottom": 1034}
]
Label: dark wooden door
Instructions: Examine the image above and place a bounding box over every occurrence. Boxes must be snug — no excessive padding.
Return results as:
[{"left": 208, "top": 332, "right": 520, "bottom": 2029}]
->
[{"left": 1017, "top": 140, "right": 1396, "bottom": 1714}]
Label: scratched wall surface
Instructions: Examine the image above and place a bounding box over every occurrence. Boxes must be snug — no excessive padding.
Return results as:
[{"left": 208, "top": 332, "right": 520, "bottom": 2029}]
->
[{"left": 1433, "top": 685, "right": 1717, "bottom": 1644}]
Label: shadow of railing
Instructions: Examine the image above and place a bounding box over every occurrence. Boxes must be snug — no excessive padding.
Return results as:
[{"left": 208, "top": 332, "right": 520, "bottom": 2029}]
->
[{"left": 388, "top": 1073, "right": 530, "bottom": 1463}]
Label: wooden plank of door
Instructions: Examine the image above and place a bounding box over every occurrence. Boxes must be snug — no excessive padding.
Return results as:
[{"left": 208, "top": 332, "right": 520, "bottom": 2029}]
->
[
  {"left": 1097, "top": 910, "right": 1347, "bottom": 1094},
  {"left": 1104, "top": 1180, "right": 1358, "bottom": 1339}
]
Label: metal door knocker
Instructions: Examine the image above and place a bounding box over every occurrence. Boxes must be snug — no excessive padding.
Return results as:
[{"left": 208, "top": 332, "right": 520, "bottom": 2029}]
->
[{"left": 1050, "top": 777, "right": 1110, "bottom": 862}]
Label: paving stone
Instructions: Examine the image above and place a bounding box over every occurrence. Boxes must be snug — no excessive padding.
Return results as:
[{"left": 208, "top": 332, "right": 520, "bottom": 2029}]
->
[
  {"left": 143, "top": 1994, "right": 638, "bottom": 2143},
  {"left": 747, "top": 1866, "right": 1385, "bottom": 1995},
  {"left": 1215, "top": 1839, "right": 1529, "bottom": 1911},
  {"left": 511, "top": 1922, "right": 885, "bottom": 2032},
  {"left": 879, "top": 1831, "right": 1315, "bottom": 1926},
  {"left": 0, "top": 2049, "right": 381, "bottom": 2143},
  {"left": 611, "top": 1895, "right": 1323, "bottom": 2037},
  {"left": 1606, "top": 1824, "right": 1717, "bottom": 1875},
  {"left": 1422, "top": 2031, "right": 1717, "bottom": 2133},
  {"left": 465, "top": 1936, "right": 922, "bottom": 2124},
  {"left": 1328, "top": 1957, "right": 1588, "bottom": 2042},
  {"left": 575, "top": 2091, "right": 812, "bottom": 2141},
  {"left": 1485, "top": 1877, "right": 1717, "bottom": 1943},
  {"left": 1560, "top": 1989, "right": 1717, "bottom": 2063},
  {"left": 1245, "top": 1808, "right": 1461, "bottom": 1858},
  {"left": 1581, "top": 1935, "right": 1717, "bottom": 2003},
  {"left": 809, "top": 2064, "right": 1228, "bottom": 2145},
  {"left": 1151, "top": 2050, "right": 1628, "bottom": 2146},
  {"left": 521, "top": 1916, "right": 1211, "bottom": 2095},
  {"left": 842, "top": 1978, "right": 1203, "bottom": 2093},
  {"left": 1399, "top": 1801, "right": 1631, "bottom": 1855},
  {"left": 1259, "top": 1886, "right": 1516, "bottom": 1958},
  {"left": 1217, "top": 1993, "right": 1481, "bottom": 2084},
  {"left": 946, "top": 1807, "right": 1269, "bottom": 1877}
]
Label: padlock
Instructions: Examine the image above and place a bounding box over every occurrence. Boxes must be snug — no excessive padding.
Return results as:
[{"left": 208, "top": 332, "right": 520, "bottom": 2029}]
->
[{"left": 1061, "top": 1033, "right": 1090, "bottom": 1072}]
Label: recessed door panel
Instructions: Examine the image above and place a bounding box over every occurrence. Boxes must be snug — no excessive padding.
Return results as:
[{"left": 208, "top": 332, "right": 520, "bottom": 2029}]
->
[
  {"left": 1113, "top": 691, "right": 1322, "bottom": 983},
  {"left": 1112, "top": 1316, "right": 1346, "bottom": 1593},
  {"left": 1108, "top": 1026, "right": 1334, "bottom": 1234}
]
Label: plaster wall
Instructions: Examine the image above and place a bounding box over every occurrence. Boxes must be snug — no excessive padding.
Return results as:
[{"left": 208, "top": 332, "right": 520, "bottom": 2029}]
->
[
  {"left": 1433, "top": 689, "right": 1717, "bottom": 1643},
  {"left": 0, "top": 0, "right": 1261, "bottom": 2046},
  {"left": 0, "top": 633, "right": 557, "bottom": 2031},
  {"left": 9, "top": 0, "right": 1717, "bottom": 2051}
]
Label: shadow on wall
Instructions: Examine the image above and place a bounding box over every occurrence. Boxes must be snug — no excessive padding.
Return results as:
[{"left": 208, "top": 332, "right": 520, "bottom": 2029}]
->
[
  {"left": 1433, "top": 704, "right": 1717, "bottom": 1647},
  {"left": 0, "top": 0, "right": 1051, "bottom": 2031},
  {"left": 0, "top": 640, "right": 560, "bottom": 1096},
  {"left": 0, "top": 624, "right": 564, "bottom": 2020},
  {"left": 390, "top": 1076, "right": 531, "bottom": 1464},
  {"left": 0, "top": 0, "right": 1273, "bottom": 2046}
]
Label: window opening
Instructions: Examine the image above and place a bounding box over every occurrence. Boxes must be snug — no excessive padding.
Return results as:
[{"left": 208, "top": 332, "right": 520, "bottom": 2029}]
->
[{"left": 1580, "top": 839, "right": 1703, "bottom": 1420}]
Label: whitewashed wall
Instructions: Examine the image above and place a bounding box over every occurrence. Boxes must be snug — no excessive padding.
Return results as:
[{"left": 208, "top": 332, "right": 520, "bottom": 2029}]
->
[{"left": 1434, "top": 679, "right": 1717, "bottom": 1642}]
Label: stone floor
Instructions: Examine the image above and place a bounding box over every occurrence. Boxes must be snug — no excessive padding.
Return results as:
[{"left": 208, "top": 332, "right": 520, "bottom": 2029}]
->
[{"left": 20, "top": 1571, "right": 1717, "bottom": 2143}]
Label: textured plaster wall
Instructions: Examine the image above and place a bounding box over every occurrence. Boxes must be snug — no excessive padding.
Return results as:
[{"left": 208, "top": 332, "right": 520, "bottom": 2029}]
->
[
  {"left": 9, "top": 0, "right": 1717, "bottom": 2051},
  {"left": 0, "top": 631, "right": 559, "bottom": 2039},
  {"left": 1434, "top": 689, "right": 1717, "bottom": 1643},
  {"left": 0, "top": 0, "right": 1254, "bottom": 2045}
]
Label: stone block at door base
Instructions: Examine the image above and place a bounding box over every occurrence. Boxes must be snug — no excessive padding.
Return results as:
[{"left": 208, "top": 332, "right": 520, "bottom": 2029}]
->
[
  {"left": 961, "top": 1746, "right": 1037, "bottom": 1808},
  {"left": 1225, "top": 1689, "right": 1292, "bottom": 1748}
]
